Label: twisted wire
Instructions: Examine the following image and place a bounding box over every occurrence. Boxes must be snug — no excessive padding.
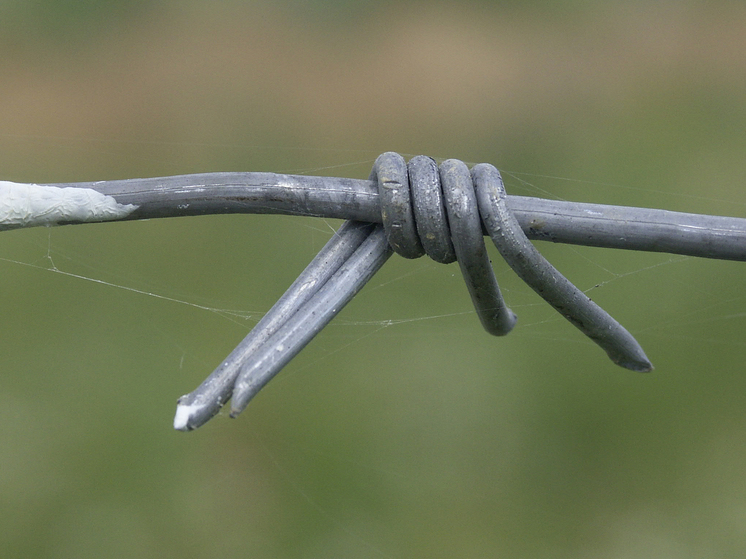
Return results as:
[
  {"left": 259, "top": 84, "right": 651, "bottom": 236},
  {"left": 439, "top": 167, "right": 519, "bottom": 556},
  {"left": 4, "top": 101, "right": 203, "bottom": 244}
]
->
[
  {"left": 374, "top": 153, "right": 517, "bottom": 336},
  {"left": 3, "top": 154, "right": 744, "bottom": 430},
  {"left": 174, "top": 152, "right": 651, "bottom": 431}
]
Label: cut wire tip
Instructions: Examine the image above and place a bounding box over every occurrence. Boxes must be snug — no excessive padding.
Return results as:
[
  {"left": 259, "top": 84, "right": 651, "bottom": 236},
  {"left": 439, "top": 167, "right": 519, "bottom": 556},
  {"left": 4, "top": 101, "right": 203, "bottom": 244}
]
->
[
  {"left": 171, "top": 153, "right": 683, "bottom": 431},
  {"left": 606, "top": 344, "right": 654, "bottom": 373},
  {"left": 173, "top": 402, "right": 201, "bottom": 432},
  {"left": 173, "top": 397, "right": 221, "bottom": 431}
]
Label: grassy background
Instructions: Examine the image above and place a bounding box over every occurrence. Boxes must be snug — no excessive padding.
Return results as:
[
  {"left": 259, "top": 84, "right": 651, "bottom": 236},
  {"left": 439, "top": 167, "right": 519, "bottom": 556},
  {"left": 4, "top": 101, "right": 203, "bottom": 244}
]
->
[{"left": 1, "top": 1, "right": 745, "bottom": 557}]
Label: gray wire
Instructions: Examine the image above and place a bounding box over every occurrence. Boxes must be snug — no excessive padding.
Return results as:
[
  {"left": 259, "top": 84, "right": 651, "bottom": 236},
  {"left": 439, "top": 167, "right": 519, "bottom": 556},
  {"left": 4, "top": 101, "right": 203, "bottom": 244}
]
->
[
  {"left": 24, "top": 172, "right": 746, "bottom": 262},
  {"left": 473, "top": 163, "right": 652, "bottom": 372},
  {"left": 178, "top": 155, "right": 651, "bottom": 430},
  {"left": 373, "top": 152, "right": 424, "bottom": 259},
  {"left": 174, "top": 220, "right": 385, "bottom": 430},
  {"left": 229, "top": 223, "right": 391, "bottom": 418},
  {"left": 438, "top": 158, "right": 517, "bottom": 336},
  {"left": 408, "top": 156, "right": 456, "bottom": 264},
  {"left": 4, "top": 156, "right": 744, "bottom": 431},
  {"left": 374, "top": 153, "right": 516, "bottom": 336}
]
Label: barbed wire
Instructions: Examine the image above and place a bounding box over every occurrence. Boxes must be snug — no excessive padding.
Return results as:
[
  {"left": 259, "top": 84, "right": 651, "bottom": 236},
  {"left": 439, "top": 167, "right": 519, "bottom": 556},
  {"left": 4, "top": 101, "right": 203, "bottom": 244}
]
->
[{"left": 2, "top": 152, "right": 744, "bottom": 430}]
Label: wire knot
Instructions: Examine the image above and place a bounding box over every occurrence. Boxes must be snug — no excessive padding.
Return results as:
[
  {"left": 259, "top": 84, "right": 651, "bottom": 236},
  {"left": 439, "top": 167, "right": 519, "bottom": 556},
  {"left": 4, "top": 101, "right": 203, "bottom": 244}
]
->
[
  {"left": 371, "top": 152, "right": 517, "bottom": 336},
  {"left": 370, "top": 152, "right": 653, "bottom": 372},
  {"left": 174, "top": 151, "right": 654, "bottom": 431}
]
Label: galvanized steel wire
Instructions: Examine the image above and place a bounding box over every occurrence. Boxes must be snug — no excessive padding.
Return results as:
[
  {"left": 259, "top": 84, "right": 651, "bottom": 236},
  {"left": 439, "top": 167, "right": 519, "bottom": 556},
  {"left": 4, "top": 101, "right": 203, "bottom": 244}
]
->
[{"left": 3, "top": 153, "right": 745, "bottom": 430}]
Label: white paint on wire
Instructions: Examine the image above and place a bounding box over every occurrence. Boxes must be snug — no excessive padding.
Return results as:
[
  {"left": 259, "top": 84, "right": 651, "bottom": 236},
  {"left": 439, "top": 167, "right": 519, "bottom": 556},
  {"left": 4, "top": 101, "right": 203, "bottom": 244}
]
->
[
  {"left": 173, "top": 403, "right": 207, "bottom": 431},
  {"left": 0, "top": 180, "right": 138, "bottom": 228}
]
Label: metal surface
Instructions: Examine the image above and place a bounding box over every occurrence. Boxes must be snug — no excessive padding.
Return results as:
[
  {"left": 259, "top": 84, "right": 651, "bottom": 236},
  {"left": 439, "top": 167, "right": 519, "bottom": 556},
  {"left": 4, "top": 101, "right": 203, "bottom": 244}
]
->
[
  {"left": 2, "top": 153, "right": 744, "bottom": 430},
  {"left": 7, "top": 171, "right": 740, "bottom": 262}
]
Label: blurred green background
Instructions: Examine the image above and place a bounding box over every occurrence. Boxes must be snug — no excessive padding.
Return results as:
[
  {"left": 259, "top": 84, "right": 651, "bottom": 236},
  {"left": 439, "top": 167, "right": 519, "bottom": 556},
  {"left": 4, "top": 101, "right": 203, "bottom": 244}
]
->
[{"left": 1, "top": 1, "right": 745, "bottom": 557}]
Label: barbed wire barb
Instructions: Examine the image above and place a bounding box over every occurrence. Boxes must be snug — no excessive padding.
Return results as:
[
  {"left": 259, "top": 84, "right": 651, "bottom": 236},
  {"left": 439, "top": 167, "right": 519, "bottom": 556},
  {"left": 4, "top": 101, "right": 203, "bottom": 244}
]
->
[{"left": 1, "top": 152, "right": 744, "bottom": 430}]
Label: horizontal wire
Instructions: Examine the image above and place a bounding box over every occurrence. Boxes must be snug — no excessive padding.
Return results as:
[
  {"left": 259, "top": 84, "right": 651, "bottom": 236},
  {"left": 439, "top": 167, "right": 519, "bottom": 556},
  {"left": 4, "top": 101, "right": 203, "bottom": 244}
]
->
[
  {"left": 5, "top": 172, "right": 741, "bottom": 261},
  {"left": 2, "top": 165, "right": 744, "bottom": 431}
]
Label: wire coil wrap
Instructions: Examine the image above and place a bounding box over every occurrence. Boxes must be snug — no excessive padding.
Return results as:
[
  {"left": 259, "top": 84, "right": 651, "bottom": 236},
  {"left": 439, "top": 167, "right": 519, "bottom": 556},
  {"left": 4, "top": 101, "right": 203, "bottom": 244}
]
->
[
  {"left": 3, "top": 151, "right": 744, "bottom": 430},
  {"left": 373, "top": 153, "right": 517, "bottom": 336},
  {"left": 174, "top": 152, "right": 653, "bottom": 430},
  {"left": 372, "top": 152, "right": 650, "bottom": 369}
]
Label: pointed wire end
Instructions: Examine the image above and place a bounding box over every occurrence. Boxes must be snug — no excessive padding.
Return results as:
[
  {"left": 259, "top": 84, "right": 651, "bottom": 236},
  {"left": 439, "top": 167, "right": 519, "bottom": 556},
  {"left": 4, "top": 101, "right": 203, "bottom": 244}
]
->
[
  {"left": 228, "top": 383, "right": 256, "bottom": 419},
  {"left": 625, "top": 359, "right": 654, "bottom": 373},
  {"left": 173, "top": 395, "right": 223, "bottom": 431},
  {"left": 610, "top": 348, "right": 654, "bottom": 373}
]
